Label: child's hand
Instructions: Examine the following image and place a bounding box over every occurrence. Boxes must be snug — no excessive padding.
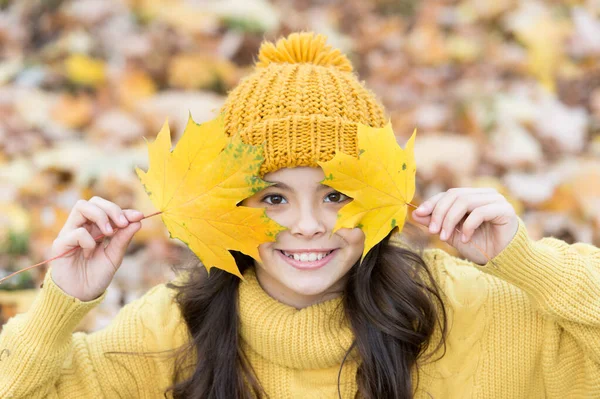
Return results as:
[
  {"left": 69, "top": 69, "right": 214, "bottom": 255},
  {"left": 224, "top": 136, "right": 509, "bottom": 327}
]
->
[
  {"left": 49, "top": 197, "right": 144, "bottom": 301},
  {"left": 411, "top": 188, "right": 519, "bottom": 265}
]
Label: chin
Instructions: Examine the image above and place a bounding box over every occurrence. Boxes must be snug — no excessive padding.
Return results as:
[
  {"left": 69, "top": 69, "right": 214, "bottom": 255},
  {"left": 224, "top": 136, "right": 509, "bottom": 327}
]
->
[{"left": 284, "top": 274, "right": 340, "bottom": 297}]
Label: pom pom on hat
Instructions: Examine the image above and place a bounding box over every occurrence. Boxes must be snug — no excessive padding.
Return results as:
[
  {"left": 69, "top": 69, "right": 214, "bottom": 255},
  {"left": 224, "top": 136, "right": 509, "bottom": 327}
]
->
[{"left": 256, "top": 31, "right": 353, "bottom": 72}]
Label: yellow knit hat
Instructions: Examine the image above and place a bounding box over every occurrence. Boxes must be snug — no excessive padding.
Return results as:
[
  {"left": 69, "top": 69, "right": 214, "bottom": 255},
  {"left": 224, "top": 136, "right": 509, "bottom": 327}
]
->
[{"left": 219, "top": 31, "right": 388, "bottom": 176}]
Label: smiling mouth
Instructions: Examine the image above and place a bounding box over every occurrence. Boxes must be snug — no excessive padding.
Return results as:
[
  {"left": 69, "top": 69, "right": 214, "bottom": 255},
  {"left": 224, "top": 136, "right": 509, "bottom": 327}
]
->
[{"left": 278, "top": 249, "right": 335, "bottom": 262}]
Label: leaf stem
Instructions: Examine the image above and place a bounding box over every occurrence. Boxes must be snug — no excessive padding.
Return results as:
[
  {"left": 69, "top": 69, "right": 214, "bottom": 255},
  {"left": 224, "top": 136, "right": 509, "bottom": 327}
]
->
[{"left": 0, "top": 211, "right": 163, "bottom": 285}]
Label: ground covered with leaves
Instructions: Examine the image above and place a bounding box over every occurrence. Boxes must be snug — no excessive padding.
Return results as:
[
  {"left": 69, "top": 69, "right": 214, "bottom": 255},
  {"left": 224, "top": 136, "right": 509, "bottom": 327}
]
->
[{"left": 1, "top": 0, "right": 599, "bottom": 330}]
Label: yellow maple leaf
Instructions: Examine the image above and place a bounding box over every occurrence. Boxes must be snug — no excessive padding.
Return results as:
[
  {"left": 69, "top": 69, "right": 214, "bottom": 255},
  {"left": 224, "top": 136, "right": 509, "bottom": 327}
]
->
[
  {"left": 136, "top": 114, "right": 285, "bottom": 277},
  {"left": 318, "top": 122, "right": 417, "bottom": 260}
]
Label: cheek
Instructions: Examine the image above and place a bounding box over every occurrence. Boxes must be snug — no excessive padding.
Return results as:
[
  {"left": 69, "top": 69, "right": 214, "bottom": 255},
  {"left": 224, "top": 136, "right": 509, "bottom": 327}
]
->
[
  {"left": 258, "top": 242, "right": 272, "bottom": 258},
  {"left": 338, "top": 228, "right": 365, "bottom": 256},
  {"left": 264, "top": 209, "right": 288, "bottom": 227},
  {"left": 264, "top": 206, "right": 340, "bottom": 229},
  {"left": 324, "top": 208, "right": 341, "bottom": 229},
  {"left": 344, "top": 228, "right": 365, "bottom": 245}
]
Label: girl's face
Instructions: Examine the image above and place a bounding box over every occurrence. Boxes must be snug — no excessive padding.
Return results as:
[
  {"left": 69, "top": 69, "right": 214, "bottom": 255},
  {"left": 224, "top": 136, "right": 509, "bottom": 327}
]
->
[{"left": 242, "top": 166, "right": 365, "bottom": 309}]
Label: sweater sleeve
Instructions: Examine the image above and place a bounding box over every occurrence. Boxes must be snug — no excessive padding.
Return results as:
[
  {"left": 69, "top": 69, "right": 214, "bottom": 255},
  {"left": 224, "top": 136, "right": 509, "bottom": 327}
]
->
[
  {"left": 0, "top": 268, "right": 185, "bottom": 398},
  {"left": 475, "top": 216, "right": 600, "bottom": 394}
]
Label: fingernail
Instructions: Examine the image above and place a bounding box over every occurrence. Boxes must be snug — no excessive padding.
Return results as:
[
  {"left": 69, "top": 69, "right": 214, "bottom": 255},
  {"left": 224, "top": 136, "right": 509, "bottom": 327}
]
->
[
  {"left": 133, "top": 210, "right": 144, "bottom": 218},
  {"left": 119, "top": 215, "right": 128, "bottom": 225},
  {"left": 429, "top": 222, "right": 437, "bottom": 233},
  {"left": 440, "top": 229, "right": 447, "bottom": 240},
  {"left": 416, "top": 204, "right": 427, "bottom": 213},
  {"left": 461, "top": 233, "right": 467, "bottom": 243},
  {"left": 105, "top": 223, "right": 113, "bottom": 234}
]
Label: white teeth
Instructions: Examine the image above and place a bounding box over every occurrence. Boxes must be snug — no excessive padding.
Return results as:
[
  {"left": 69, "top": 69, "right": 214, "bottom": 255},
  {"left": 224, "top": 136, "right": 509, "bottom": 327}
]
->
[{"left": 283, "top": 251, "right": 332, "bottom": 262}]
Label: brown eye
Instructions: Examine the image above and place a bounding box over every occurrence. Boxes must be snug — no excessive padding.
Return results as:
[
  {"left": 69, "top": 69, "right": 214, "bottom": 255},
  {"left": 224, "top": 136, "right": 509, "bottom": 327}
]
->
[
  {"left": 325, "top": 191, "right": 348, "bottom": 203},
  {"left": 262, "top": 194, "right": 286, "bottom": 205}
]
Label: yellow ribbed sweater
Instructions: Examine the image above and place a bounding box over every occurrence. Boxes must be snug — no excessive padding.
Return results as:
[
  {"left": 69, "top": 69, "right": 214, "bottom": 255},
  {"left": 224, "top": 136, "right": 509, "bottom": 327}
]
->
[{"left": 1, "top": 217, "right": 599, "bottom": 398}]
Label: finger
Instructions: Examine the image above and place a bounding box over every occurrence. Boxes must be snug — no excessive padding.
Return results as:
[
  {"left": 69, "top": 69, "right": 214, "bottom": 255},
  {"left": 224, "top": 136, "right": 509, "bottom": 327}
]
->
[
  {"left": 411, "top": 210, "right": 431, "bottom": 226},
  {"left": 123, "top": 209, "right": 144, "bottom": 222},
  {"left": 89, "top": 197, "right": 130, "bottom": 228},
  {"left": 414, "top": 188, "right": 488, "bottom": 216},
  {"left": 103, "top": 221, "right": 142, "bottom": 267},
  {"left": 440, "top": 192, "right": 503, "bottom": 241},
  {"left": 62, "top": 201, "right": 116, "bottom": 237},
  {"left": 428, "top": 188, "right": 494, "bottom": 235},
  {"left": 84, "top": 210, "right": 142, "bottom": 238},
  {"left": 428, "top": 191, "right": 460, "bottom": 235},
  {"left": 83, "top": 219, "right": 106, "bottom": 239},
  {"left": 461, "top": 202, "right": 512, "bottom": 242},
  {"left": 53, "top": 227, "right": 97, "bottom": 259},
  {"left": 413, "top": 192, "right": 445, "bottom": 216}
]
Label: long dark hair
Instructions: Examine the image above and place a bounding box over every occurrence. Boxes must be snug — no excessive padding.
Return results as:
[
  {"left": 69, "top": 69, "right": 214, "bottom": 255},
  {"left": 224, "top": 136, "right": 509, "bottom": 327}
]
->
[{"left": 164, "top": 228, "right": 448, "bottom": 398}]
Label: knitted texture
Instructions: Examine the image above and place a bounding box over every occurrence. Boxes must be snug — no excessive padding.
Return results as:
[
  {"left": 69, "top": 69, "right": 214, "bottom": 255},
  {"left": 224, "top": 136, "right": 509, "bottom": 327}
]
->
[
  {"left": 1, "top": 217, "right": 599, "bottom": 398},
  {"left": 219, "top": 31, "right": 388, "bottom": 176}
]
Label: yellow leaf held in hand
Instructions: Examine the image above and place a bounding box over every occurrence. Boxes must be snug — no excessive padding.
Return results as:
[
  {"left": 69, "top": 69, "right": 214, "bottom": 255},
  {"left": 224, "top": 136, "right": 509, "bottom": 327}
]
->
[
  {"left": 136, "top": 114, "right": 285, "bottom": 278},
  {"left": 318, "top": 122, "right": 417, "bottom": 260}
]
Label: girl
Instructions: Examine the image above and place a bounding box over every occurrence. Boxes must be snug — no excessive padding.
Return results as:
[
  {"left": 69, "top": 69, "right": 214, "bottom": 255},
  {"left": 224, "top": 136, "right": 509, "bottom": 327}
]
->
[{"left": 1, "top": 32, "right": 599, "bottom": 399}]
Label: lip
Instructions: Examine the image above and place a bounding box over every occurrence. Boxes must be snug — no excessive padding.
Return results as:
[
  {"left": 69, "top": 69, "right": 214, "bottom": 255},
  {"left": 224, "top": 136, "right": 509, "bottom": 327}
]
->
[
  {"left": 277, "top": 248, "right": 337, "bottom": 254},
  {"left": 277, "top": 249, "right": 338, "bottom": 270}
]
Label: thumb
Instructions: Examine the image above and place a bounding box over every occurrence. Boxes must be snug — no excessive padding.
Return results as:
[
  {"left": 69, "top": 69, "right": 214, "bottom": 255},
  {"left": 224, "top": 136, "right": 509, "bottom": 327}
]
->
[
  {"left": 411, "top": 211, "right": 431, "bottom": 226},
  {"left": 104, "top": 221, "right": 142, "bottom": 265}
]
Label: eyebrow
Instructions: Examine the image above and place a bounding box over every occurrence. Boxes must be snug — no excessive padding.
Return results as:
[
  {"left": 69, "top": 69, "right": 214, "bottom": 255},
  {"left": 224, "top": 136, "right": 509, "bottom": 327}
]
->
[{"left": 267, "top": 181, "right": 331, "bottom": 192}]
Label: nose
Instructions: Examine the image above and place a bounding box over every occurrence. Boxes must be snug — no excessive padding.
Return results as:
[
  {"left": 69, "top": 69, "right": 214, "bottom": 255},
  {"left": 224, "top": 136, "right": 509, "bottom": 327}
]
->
[{"left": 290, "top": 203, "right": 327, "bottom": 238}]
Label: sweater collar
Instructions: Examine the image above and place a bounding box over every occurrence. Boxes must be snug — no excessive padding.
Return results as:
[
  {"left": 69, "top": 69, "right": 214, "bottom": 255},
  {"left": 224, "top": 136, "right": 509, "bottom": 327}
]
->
[{"left": 238, "top": 267, "right": 354, "bottom": 370}]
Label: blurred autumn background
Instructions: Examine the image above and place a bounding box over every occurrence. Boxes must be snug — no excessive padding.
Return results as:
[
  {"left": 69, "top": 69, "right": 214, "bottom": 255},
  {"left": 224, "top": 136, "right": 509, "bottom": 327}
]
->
[{"left": 1, "top": 0, "right": 599, "bottom": 331}]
